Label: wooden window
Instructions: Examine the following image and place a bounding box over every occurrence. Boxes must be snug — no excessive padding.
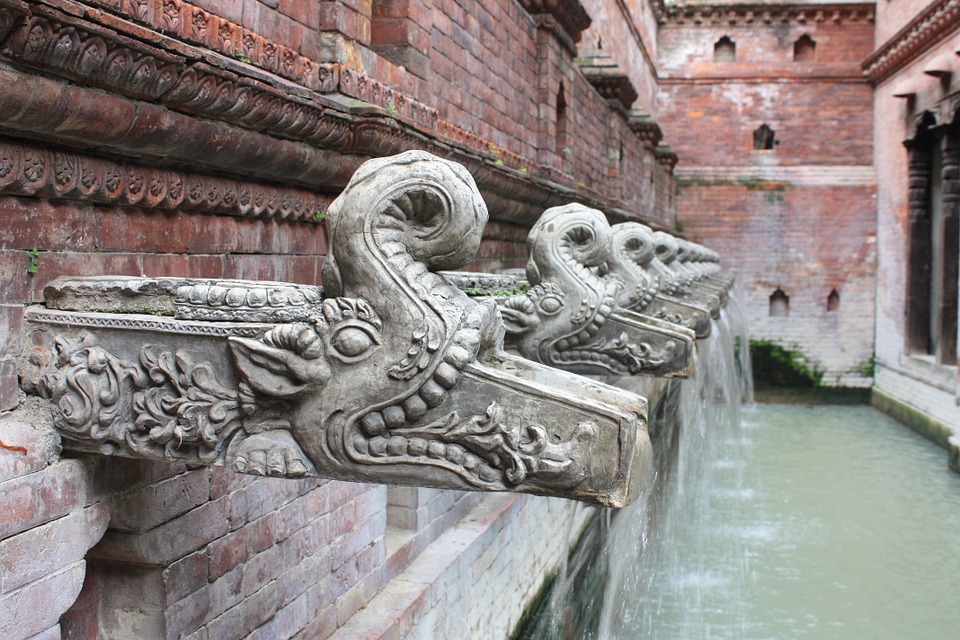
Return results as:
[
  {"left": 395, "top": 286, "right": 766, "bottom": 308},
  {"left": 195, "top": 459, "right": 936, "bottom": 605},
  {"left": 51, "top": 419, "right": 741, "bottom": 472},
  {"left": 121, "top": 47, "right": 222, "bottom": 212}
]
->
[{"left": 905, "top": 124, "right": 959, "bottom": 364}]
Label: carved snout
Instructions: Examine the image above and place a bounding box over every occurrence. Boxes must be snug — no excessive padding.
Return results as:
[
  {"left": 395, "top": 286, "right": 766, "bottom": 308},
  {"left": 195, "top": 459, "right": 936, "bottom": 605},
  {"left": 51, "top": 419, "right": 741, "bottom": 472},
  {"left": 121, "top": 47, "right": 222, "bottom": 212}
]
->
[{"left": 483, "top": 204, "right": 697, "bottom": 377}]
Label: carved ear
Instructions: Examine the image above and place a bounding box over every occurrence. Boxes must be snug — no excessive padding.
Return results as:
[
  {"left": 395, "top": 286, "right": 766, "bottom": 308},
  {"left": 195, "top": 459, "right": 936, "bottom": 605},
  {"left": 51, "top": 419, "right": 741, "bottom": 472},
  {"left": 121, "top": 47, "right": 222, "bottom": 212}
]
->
[{"left": 229, "top": 337, "right": 319, "bottom": 398}]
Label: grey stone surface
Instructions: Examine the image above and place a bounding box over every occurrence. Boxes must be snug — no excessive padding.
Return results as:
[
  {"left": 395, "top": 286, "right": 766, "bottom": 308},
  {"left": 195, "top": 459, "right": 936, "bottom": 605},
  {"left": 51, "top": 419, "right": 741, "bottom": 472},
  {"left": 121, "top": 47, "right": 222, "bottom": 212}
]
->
[
  {"left": 607, "top": 223, "right": 713, "bottom": 338},
  {"left": 492, "top": 204, "right": 696, "bottom": 378},
  {"left": 17, "top": 152, "right": 651, "bottom": 508}
]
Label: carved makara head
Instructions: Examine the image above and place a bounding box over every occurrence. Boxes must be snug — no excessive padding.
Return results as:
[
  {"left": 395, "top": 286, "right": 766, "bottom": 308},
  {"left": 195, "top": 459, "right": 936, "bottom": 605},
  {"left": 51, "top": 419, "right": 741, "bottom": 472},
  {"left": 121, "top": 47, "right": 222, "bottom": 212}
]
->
[
  {"left": 609, "top": 224, "right": 713, "bottom": 338},
  {"left": 608, "top": 222, "right": 659, "bottom": 311},
  {"left": 498, "top": 204, "right": 618, "bottom": 363},
  {"left": 23, "top": 153, "right": 651, "bottom": 506},
  {"left": 223, "top": 153, "right": 649, "bottom": 505},
  {"left": 496, "top": 204, "right": 696, "bottom": 377}
]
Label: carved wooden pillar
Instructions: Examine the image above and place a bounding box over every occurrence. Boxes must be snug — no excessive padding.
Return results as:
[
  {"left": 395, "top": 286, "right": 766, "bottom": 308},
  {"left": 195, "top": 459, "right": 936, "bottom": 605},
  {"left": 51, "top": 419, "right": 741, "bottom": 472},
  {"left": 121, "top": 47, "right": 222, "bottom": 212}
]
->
[
  {"left": 905, "top": 142, "right": 932, "bottom": 354},
  {"left": 936, "top": 132, "right": 960, "bottom": 364}
]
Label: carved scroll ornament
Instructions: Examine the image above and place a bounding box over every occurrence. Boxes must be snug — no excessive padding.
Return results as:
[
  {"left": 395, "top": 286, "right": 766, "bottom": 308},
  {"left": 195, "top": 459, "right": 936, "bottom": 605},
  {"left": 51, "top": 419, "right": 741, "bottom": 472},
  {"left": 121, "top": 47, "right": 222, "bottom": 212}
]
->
[
  {"left": 20, "top": 152, "right": 651, "bottom": 508},
  {"left": 488, "top": 204, "right": 697, "bottom": 378}
]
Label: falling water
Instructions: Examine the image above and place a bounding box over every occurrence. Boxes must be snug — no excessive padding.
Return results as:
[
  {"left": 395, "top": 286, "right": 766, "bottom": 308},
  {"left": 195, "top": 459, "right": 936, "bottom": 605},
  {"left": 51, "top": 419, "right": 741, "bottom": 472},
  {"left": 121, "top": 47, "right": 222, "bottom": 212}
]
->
[
  {"left": 517, "top": 291, "right": 753, "bottom": 640},
  {"left": 518, "top": 288, "right": 960, "bottom": 639},
  {"left": 596, "top": 291, "right": 753, "bottom": 639}
]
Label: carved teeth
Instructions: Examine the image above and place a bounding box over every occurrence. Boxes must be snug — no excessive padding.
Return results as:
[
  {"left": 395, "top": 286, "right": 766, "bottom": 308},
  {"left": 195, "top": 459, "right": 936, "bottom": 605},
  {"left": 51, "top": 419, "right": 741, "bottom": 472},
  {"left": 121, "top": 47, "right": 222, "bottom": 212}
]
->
[
  {"left": 445, "top": 444, "right": 465, "bottom": 465},
  {"left": 387, "top": 436, "right": 406, "bottom": 455},
  {"left": 556, "top": 338, "right": 570, "bottom": 351},
  {"left": 433, "top": 362, "right": 459, "bottom": 388},
  {"left": 403, "top": 394, "right": 428, "bottom": 420},
  {"left": 419, "top": 379, "right": 446, "bottom": 407},
  {"left": 407, "top": 438, "right": 428, "bottom": 456},
  {"left": 369, "top": 436, "right": 388, "bottom": 457},
  {"left": 361, "top": 412, "right": 387, "bottom": 436},
  {"left": 382, "top": 406, "right": 406, "bottom": 428},
  {"left": 444, "top": 345, "right": 472, "bottom": 369},
  {"left": 352, "top": 434, "right": 369, "bottom": 454},
  {"left": 452, "top": 328, "right": 481, "bottom": 351},
  {"left": 427, "top": 441, "right": 445, "bottom": 458},
  {"left": 462, "top": 453, "right": 480, "bottom": 471}
]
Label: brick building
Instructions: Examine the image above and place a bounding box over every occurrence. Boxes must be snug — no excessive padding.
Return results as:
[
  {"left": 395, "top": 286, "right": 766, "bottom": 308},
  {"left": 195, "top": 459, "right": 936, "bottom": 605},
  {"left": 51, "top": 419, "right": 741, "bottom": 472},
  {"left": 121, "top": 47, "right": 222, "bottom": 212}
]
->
[{"left": 1, "top": 0, "right": 959, "bottom": 638}]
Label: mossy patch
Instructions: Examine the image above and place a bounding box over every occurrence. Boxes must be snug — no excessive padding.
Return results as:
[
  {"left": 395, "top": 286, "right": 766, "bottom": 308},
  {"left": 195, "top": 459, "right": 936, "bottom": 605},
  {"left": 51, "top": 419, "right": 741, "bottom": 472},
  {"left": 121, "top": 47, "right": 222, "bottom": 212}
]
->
[{"left": 749, "top": 339, "right": 823, "bottom": 388}]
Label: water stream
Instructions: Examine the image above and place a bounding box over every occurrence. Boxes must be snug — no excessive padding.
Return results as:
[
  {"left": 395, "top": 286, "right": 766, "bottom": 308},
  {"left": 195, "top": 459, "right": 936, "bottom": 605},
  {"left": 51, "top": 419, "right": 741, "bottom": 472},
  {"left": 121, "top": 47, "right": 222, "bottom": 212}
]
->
[{"left": 518, "top": 294, "right": 960, "bottom": 639}]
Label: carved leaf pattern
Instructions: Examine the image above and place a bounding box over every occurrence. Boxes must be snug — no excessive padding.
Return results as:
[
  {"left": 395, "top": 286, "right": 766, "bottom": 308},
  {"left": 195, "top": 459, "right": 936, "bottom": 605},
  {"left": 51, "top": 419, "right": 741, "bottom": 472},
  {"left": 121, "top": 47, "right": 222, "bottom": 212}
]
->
[
  {"left": 398, "top": 401, "right": 575, "bottom": 486},
  {"left": 43, "top": 333, "right": 246, "bottom": 462}
]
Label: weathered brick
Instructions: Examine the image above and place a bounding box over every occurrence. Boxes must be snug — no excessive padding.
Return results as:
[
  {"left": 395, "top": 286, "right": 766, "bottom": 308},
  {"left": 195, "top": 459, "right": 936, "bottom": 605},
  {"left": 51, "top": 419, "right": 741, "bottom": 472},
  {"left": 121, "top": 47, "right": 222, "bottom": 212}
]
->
[
  {"left": 0, "top": 503, "right": 109, "bottom": 593},
  {"left": 0, "top": 417, "right": 59, "bottom": 483},
  {"left": 88, "top": 497, "right": 229, "bottom": 566},
  {"left": 108, "top": 468, "right": 211, "bottom": 533},
  {"left": 0, "top": 561, "right": 86, "bottom": 640}
]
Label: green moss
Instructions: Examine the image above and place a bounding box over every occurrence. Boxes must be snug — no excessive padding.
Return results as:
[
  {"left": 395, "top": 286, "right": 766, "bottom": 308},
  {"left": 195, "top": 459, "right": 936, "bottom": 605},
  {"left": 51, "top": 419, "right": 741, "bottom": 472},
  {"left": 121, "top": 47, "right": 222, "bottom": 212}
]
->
[
  {"left": 749, "top": 339, "right": 824, "bottom": 388},
  {"left": 848, "top": 355, "right": 875, "bottom": 378}
]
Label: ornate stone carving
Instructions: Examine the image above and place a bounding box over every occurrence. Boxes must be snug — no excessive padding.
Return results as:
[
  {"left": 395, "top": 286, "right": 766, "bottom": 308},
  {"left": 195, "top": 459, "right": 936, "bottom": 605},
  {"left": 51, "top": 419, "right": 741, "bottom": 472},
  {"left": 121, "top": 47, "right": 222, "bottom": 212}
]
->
[
  {"left": 628, "top": 112, "right": 664, "bottom": 150},
  {"left": 490, "top": 204, "right": 696, "bottom": 377},
  {"left": 862, "top": 0, "right": 957, "bottom": 84},
  {"left": 650, "top": 231, "right": 728, "bottom": 314},
  {"left": 607, "top": 223, "right": 713, "bottom": 338},
  {"left": 577, "top": 51, "right": 638, "bottom": 112},
  {"left": 20, "top": 152, "right": 651, "bottom": 507},
  {"left": 658, "top": 2, "right": 875, "bottom": 28},
  {"left": 0, "top": 4, "right": 650, "bottom": 230},
  {"left": 0, "top": 136, "right": 330, "bottom": 221}
]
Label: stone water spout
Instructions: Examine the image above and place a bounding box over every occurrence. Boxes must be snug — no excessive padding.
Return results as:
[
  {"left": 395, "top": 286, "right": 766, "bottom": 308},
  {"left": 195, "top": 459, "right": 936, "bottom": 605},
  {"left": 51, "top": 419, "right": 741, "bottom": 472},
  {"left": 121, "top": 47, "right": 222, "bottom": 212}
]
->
[
  {"left": 16, "top": 152, "right": 651, "bottom": 508},
  {"left": 606, "top": 222, "right": 714, "bottom": 339},
  {"left": 648, "top": 231, "right": 725, "bottom": 316},
  {"left": 448, "top": 204, "right": 697, "bottom": 378}
]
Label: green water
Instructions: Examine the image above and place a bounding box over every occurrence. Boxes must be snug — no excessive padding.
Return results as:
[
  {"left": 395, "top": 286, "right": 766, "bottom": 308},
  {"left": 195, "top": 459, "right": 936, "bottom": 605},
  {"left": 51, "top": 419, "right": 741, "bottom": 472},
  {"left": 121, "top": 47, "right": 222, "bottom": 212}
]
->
[{"left": 622, "top": 404, "right": 960, "bottom": 639}]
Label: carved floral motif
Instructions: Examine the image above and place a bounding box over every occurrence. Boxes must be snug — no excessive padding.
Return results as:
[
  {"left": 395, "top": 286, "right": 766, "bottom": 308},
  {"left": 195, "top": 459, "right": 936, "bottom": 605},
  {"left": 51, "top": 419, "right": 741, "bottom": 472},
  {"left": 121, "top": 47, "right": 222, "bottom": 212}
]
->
[{"left": 0, "top": 136, "right": 330, "bottom": 220}]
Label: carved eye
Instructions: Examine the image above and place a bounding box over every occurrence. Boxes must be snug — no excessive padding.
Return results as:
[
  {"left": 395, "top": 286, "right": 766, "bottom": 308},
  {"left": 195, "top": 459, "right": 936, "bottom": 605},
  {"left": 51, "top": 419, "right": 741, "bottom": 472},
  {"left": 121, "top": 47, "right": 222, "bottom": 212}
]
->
[
  {"left": 327, "top": 322, "right": 381, "bottom": 363},
  {"left": 537, "top": 294, "right": 564, "bottom": 316}
]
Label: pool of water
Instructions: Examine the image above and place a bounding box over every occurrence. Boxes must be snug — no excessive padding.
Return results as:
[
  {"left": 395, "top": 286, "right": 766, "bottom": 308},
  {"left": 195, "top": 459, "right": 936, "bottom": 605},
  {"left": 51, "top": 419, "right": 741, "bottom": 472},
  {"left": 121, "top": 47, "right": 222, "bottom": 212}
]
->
[{"left": 614, "top": 403, "right": 960, "bottom": 639}]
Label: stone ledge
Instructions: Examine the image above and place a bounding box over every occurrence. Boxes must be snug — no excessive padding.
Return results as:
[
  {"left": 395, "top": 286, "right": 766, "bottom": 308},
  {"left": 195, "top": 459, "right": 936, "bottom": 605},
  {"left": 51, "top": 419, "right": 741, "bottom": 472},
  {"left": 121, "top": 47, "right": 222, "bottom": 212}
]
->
[{"left": 329, "top": 494, "right": 524, "bottom": 640}]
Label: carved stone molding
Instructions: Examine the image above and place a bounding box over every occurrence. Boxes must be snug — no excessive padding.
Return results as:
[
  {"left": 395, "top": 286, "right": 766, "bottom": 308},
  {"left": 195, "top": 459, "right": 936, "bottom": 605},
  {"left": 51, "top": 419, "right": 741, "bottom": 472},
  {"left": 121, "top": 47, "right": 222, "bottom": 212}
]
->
[
  {"left": 490, "top": 204, "right": 696, "bottom": 377},
  {"left": 628, "top": 112, "right": 664, "bottom": 150},
  {"left": 863, "top": 0, "right": 960, "bottom": 85},
  {"left": 518, "top": 0, "right": 592, "bottom": 44},
  {"left": 0, "top": 136, "right": 330, "bottom": 221},
  {"left": 658, "top": 2, "right": 875, "bottom": 27},
  {"left": 19, "top": 152, "right": 651, "bottom": 507},
  {"left": 577, "top": 51, "right": 639, "bottom": 112},
  {"left": 83, "top": 0, "right": 322, "bottom": 89},
  {"left": 655, "top": 144, "right": 679, "bottom": 173}
]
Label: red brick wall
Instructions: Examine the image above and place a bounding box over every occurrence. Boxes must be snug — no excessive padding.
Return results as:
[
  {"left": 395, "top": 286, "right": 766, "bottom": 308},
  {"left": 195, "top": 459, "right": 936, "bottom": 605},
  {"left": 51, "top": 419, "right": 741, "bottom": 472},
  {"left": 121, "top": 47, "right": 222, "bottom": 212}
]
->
[{"left": 658, "top": 9, "right": 878, "bottom": 386}]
